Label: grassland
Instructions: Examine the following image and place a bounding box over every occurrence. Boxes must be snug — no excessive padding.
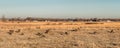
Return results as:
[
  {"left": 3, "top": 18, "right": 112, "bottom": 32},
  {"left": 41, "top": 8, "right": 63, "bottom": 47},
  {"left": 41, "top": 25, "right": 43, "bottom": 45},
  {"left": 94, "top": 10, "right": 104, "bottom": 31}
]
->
[{"left": 0, "top": 21, "right": 120, "bottom": 48}]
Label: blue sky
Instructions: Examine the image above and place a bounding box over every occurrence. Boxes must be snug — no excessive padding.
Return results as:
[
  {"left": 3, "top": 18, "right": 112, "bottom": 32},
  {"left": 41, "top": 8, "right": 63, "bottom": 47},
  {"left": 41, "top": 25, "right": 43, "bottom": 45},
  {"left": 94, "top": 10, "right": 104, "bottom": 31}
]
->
[{"left": 0, "top": 0, "right": 120, "bottom": 18}]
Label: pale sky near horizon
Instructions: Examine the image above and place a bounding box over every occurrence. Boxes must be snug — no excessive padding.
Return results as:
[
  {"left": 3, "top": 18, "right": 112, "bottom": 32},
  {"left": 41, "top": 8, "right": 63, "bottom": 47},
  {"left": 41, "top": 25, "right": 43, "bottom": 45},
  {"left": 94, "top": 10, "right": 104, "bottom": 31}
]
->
[{"left": 0, "top": 0, "right": 120, "bottom": 18}]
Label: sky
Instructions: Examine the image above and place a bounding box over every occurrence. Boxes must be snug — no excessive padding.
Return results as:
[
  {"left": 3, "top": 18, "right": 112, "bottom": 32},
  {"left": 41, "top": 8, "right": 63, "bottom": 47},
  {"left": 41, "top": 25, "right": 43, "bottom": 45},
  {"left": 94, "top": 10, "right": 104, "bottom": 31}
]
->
[{"left": 0, "top": 0, "right": 120, "bottom": 18}]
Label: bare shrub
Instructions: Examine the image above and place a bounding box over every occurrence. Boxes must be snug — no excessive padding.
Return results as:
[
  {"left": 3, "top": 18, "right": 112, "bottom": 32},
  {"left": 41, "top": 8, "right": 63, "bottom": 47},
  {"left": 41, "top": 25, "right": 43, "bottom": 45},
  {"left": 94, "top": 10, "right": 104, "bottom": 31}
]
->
[
  {"left": 15, "top": 29, "right": 21, "bottom": 33},
  {"left": 7, "top": 30, "right": 14, "bottom": 35},
  {"left": 88, "top": 31, "right": 97, "bottom": 34},
  {"left": 65, "top": 32, "right": 68, "bottom": 35},
  {"left": 105, "top": 42, "right": 118, "bottom": 48},
  {"left": 1, "top": 15, "right": 7, "bottom": 22},
  {"left": 36, "top": 33, "right": 45, "bottom": 38},
  {"left": 44, "top": 29, "right": 50, "bottom": 34},
  {"left": 109, "top": 43, "right": 118, "bottom": 46},
  {"left": 19, "top": 33, "right": 24, "bottom": 35},
  {"left": 108, "top": 30, "right": 114, "bottom": 33},
  {"left": 59, "top": 32, "right": 69, "bottom": 35},
  {"left": 70, "top": 29, "right": 78, "bottom": 32},
  {"left": 36, "top": 33, "right": 42, "bottom": 36},
  {"left": 72, "top": 43, "right": 79, "bottom": 47}
]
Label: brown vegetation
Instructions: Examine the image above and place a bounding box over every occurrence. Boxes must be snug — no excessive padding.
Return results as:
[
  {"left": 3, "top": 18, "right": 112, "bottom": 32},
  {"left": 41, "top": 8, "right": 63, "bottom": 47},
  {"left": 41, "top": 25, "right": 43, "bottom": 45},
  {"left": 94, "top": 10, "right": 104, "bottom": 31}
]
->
[
  {"left": 1, "top": 17, "right": 120, "bottom": 22},
  {"left": 0, "top": 21, "right": 120, "bottom": 48}
]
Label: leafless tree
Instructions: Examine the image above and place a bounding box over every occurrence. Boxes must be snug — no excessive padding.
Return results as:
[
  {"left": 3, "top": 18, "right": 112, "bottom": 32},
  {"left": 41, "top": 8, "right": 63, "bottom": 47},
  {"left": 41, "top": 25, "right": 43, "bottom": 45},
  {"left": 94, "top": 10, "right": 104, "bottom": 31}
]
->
[{"left": 1, "top": 15, "right": 7, "bottom": 22}]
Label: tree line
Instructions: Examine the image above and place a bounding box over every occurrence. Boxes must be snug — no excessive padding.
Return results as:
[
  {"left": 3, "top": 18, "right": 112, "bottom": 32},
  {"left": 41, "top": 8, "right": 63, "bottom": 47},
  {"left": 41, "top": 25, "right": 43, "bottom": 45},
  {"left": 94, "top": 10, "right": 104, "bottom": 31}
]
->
[{"left": 1, "top": 16, "right": 120, "bottom": 22}]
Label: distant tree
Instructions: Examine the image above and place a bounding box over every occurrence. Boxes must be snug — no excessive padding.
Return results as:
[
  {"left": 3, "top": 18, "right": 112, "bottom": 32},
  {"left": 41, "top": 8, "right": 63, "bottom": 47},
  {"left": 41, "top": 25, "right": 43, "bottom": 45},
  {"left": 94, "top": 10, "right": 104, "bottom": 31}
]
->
[
  {"left": 1, "top": 14, "right": 7, "bottom": 22},
  {"left": 91, "top": 18, "right": 97, "bottom": 22},
  {"left": 25, "top": 17, "right": 34, "bottom": 22}
]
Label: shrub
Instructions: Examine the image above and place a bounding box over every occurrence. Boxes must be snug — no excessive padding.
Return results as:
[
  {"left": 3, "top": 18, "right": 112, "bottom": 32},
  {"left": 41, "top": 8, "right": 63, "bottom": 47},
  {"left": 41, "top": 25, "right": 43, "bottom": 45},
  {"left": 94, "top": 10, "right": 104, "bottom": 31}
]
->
[{"left": 7, "top": 30, "right": 14, "bottom": 35}]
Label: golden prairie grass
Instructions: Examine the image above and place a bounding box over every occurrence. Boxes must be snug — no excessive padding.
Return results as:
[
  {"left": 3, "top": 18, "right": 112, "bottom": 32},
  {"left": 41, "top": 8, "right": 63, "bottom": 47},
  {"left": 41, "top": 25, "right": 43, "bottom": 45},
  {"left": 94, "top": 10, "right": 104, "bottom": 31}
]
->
[{"left": 0, "top": 21, "right": 120, "bottom": 48}]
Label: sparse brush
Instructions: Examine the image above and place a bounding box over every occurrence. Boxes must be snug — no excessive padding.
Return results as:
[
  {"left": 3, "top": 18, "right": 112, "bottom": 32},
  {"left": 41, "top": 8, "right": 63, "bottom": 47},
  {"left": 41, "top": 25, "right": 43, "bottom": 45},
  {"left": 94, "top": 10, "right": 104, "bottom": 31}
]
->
[
  {"left": 108, "top": 30, "right": 114, "bottom": 33},
  {"left": 70, "top": 29, "right": 78, "bottom": 32},
  {"left": 36, "top": 33, "right": 42, "bottom": 36},
  {"left": 36, "top": 27, "right": 40, "bottom": 29},
  {"left": 36, "top": 32, "right": 45, "bottom": 38},
  {"left": 51, "top": 23, "right": 57, "bottom": 25},
  {"left": 109, "top": 42, "right": 118, "bottom": 46},
  {"left": 59, "top": 32, "right": 69, "bottom": 35},
  {"left": 0, "top": 38, "right": 3, "bottom": 42},
  {"left": 85, "top": 22, "right": 104, "bottom": 24},
  {"left": 45, "top": 23, "right": 50, "bottom": 25},
  {"left": 27, "top": 28, "right": 31, "bottom": 30},
  {"left": 65, "top": 32, "right": 68, "bottom": 35},
  {"left": 44, "top": 29, "right": 50, "bottom": 34},
  {"left": 19, "top": 33, "right": 24, "bottom": 35},
  {"left": 66, "top": 23, "right": 73, "bottom": 25},
  {"left": 15, "top": 29, "right": 21, "bottom": 33},
  {"left": 7, "top": 30, "right": 14, "bottom": 35},
  {"left": 57, "top": 23, "right": 63, "bottom": 25},
  {"left": 88, "top": 31, "right": 97, "bottom": 34}
]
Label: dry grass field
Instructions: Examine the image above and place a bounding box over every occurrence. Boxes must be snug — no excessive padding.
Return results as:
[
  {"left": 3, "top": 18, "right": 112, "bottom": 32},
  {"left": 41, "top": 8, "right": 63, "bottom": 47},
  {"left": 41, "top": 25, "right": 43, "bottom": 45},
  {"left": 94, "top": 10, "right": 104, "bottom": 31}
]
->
[{"left": 0, "top": 21, "right": 120, "bottom": 48}]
